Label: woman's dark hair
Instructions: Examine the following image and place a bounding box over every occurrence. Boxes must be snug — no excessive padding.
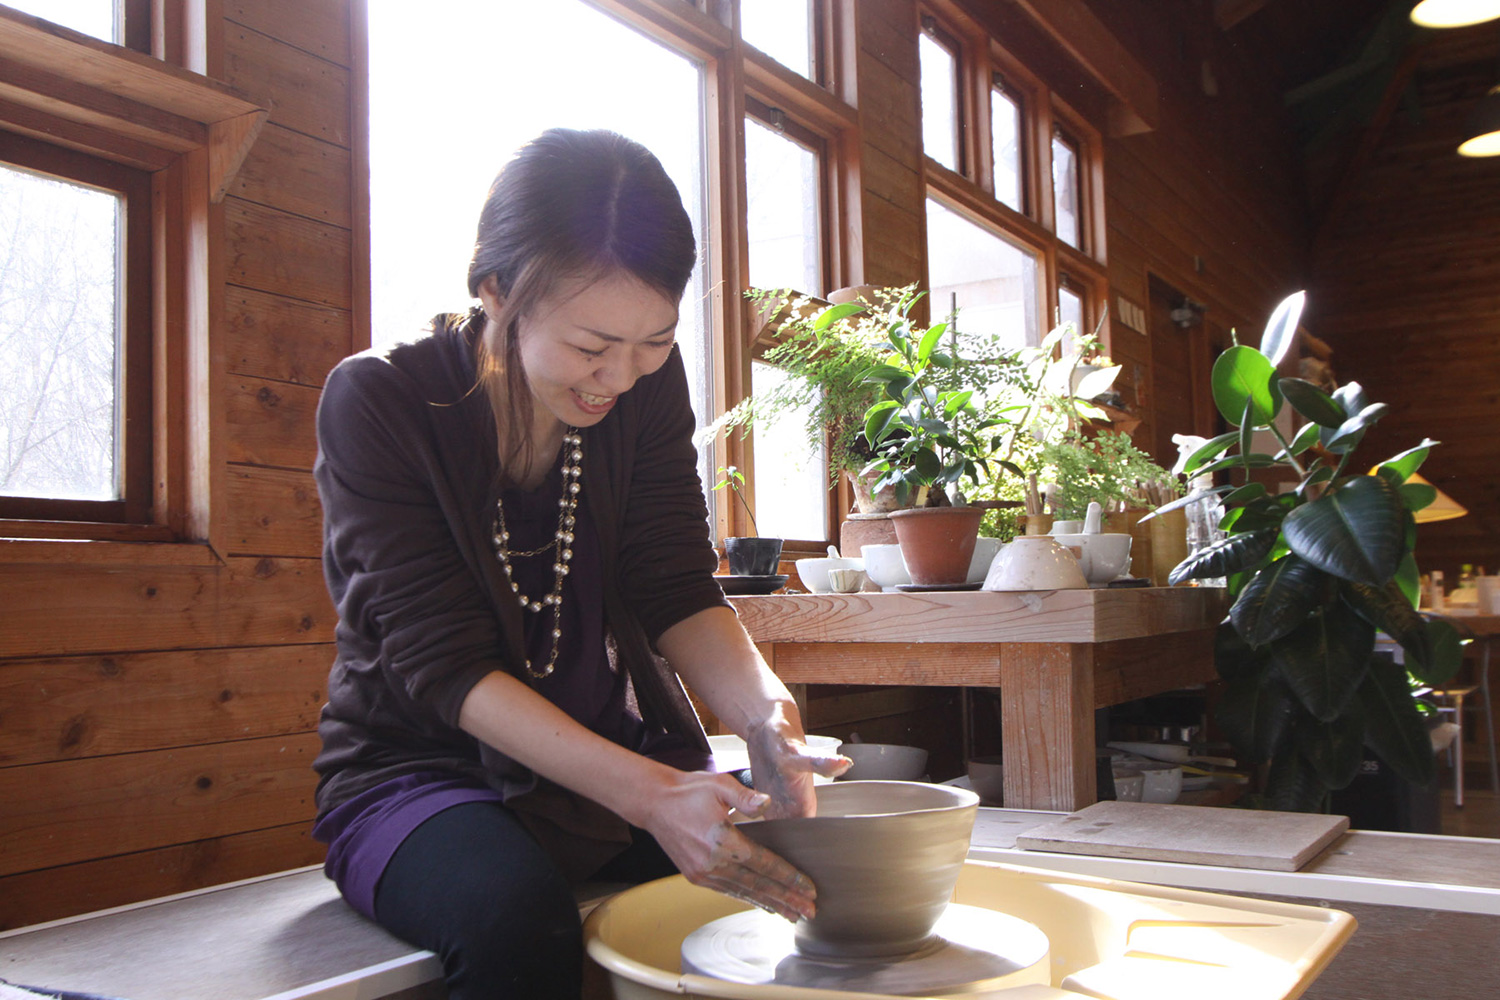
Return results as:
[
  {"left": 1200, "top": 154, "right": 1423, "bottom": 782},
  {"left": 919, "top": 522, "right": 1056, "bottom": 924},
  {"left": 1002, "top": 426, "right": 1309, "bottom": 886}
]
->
[{"left": 467, "top": 128, "right": 697, "bottom": 478}]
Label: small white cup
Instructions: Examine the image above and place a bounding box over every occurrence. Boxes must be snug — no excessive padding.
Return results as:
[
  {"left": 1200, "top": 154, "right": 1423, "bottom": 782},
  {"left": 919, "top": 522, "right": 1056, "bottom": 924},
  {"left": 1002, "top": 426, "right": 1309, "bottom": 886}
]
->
[{"left": 1478, "top": 576, "right": 1500, "bottom": 614}]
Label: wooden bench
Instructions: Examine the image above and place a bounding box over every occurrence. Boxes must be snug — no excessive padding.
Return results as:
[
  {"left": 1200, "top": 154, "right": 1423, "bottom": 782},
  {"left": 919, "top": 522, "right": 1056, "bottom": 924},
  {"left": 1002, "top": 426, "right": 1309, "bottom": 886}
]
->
[{"left": 0, "top": 866, "right": 628, "bottom": 1000}]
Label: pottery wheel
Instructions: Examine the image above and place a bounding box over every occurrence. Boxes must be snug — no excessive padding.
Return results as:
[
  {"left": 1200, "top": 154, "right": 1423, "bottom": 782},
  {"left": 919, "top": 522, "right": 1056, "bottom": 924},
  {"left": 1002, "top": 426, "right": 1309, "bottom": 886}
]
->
[{"left": 680, "top": 903, "right": 1050, "bottom": 997}]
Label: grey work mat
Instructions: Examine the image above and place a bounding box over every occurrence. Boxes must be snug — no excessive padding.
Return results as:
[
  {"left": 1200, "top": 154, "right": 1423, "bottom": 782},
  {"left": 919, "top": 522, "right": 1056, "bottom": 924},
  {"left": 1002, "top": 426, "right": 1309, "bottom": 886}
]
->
[{"left": 1014, "top": 800, "right": 1349, "bottom": 871}]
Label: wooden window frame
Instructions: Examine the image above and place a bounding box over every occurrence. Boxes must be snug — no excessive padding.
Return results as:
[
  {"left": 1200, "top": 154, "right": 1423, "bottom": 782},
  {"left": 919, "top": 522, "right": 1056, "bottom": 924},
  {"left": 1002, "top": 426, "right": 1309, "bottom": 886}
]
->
[
  {"left": 919, "top": 1, "right": 1111, "bottom": 360},
  {"left": 918, "top": 12, "right": 967, "bottom": 177},
  {"left": 0, "top": 136, "right": 153, "bottom": 525},
  {"left": 0, "top": 5, "right": 267, "bottom": 548}
]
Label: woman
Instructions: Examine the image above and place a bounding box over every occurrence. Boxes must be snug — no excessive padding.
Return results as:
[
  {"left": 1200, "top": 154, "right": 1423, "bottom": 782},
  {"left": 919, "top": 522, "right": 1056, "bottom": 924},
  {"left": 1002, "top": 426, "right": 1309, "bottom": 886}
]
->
[{"left": 312, "top": 128, "right": 847, "bottom": 998}]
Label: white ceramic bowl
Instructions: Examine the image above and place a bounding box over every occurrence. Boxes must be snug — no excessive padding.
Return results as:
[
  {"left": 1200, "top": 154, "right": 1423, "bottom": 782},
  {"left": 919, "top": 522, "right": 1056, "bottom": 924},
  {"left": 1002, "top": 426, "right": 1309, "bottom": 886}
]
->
[
  {"left": 735, "top": 781, "right": 979, "bottom": 958},
  {"left": 837, "top": 742, "right": 929, "bottom": 781},
  {"left": 1051, "top": 533, "right": 1132, "bottom": 584},
  {"left": 1135, "top": 761, "right": 1184, "bottom": 804},
  {"left": 965, "top": 754, "right": 1005, "bottom": 804},
  {"left": 1111, "top": 767, "right": 1145, "bottom": 802},
  {"left": 795, "top": 556, "right": 865, "bottom": 594},
  {"left": 966, "top": 536, "right": 1005, "bottom": 584},
  {"left": 708, "top": 733, "right": 843, "bottom": 785},
  {"left": 860, "top": 543, "right": 911, "bottom": 590},
  {"left": 982, "top": 535, "right": 1088, "bottom": 591}
]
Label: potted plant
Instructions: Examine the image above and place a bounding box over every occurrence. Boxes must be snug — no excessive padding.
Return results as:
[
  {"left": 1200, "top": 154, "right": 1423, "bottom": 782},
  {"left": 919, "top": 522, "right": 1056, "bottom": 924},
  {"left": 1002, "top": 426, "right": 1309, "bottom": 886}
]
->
[
  {"left": 1152, "top": 290, "right": 1462, "bottom": 812},
  {"left": 712, "top": 465, "right": 782, "bottom": 577},
  {"left": 859, "top": 293, "right": 1021, "bottom": 585},
  {"left": 705, "top": 287, "right": 892, "bottom": 511}
]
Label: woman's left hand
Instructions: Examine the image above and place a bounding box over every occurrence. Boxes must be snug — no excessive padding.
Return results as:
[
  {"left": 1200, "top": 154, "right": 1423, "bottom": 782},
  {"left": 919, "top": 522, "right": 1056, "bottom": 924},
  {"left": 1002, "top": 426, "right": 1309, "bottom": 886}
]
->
[{"left": 744, "top": 716, "right": 850, "bottom": 820}]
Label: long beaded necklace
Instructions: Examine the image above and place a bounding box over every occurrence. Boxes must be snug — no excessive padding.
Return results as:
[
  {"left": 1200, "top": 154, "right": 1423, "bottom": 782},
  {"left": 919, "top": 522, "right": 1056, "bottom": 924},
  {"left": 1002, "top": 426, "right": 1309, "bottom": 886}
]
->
[{"left": 491, "top": 428, "right": 583, "bottom": 679}]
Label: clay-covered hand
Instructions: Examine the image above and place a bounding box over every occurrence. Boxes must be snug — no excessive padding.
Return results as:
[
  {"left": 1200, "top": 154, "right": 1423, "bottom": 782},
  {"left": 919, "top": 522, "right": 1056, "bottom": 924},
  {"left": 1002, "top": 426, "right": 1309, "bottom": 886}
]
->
[
  {"left": 640, "top": 770, "right": 817, "bottom": 922},
  {"left": 745, "top": 717, "right": 852, "bottom": 821}
]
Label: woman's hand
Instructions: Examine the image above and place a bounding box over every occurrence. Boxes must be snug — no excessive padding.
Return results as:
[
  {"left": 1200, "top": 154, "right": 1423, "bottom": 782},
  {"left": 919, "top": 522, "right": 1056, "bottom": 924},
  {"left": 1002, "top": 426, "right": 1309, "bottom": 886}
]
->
[
  {"left": 636, "top": 769, "right": 816, "bottom": 922},
  {"left": 745, "top": 716, "right": 852, "bottom": 821}
]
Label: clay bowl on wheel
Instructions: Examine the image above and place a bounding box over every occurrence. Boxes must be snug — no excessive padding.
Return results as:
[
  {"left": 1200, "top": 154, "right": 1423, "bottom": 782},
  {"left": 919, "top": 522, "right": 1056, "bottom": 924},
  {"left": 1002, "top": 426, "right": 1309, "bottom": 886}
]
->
[{"left": 734, "top": 781, "right": 979, "bottom": 959}]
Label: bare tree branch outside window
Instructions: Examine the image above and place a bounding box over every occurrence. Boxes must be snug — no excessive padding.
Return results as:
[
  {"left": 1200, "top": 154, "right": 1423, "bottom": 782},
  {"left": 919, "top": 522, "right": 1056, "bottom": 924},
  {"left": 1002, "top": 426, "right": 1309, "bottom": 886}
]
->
[{"left": 0, "top": 164, "right": 120, "bottom": 501}]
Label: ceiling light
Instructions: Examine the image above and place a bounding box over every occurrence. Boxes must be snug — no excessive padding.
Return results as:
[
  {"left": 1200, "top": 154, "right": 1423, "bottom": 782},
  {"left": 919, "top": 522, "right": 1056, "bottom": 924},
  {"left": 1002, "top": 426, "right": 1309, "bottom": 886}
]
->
[
  {"left": 1459, "top": 84, "right": 1500, "bottom": 156},
  {"left": 1411, "top": 0, "right": 1500, "bottom": 28}
]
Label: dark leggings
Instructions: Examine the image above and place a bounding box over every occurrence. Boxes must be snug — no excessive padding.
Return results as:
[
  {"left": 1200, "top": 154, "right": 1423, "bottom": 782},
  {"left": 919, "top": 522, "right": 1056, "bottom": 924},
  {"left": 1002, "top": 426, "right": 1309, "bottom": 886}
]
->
[{"left": 372, "top": 801, "right": 677, "bottom": 1000}]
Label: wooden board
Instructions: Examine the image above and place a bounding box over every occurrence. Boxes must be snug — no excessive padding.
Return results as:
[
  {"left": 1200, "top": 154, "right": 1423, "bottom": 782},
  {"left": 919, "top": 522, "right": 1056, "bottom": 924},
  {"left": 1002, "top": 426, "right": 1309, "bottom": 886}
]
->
[{"left": 1015, "top": 800, "right": 1350, "bottom": 871}]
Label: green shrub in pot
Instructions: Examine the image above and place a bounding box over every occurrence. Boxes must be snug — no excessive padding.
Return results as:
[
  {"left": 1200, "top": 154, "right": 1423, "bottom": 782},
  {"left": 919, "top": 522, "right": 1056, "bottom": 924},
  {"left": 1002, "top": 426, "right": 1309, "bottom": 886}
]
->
[{"left": 1153, "top": 290, "right": 1463, "bottom": 811}]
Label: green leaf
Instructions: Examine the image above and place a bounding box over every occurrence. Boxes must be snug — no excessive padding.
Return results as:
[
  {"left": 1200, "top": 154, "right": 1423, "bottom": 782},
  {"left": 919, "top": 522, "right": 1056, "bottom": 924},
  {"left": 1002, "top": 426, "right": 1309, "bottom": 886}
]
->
[
  {"left": 813, "top": 301, "right": 867, "bottom": 330},
  {"left": 1282, "top": 475, "right": 1406, "bottom": 585},
  {"left": 1378, "top": 439, "right": 1440, "bottom": 482},
  {"left": 1325, "top": 402, "right": 1389, "bottom": 451},
  {"left": 1169, "top": 529, "right": 1279, "bottom": 586},
  {"left": 1212, "top": 345, "right": 1280, "bottom": 426},
  {"left": 1215, "top": 654, "right": 1297, "bottom": 763},
  {"left": 1072, "top": 364, "right": 1122, "bottom": 401},
  {"left": 1193, "top": 452, "right": 1278, "bottom": 478},
  {"left": 1395, "top": 552, "right": 1421, "bottom": 608},
  {"left": 1342, "top": 578, "right": 1426, "bottom": 651},
  {"left": 1411, "top": 619, "right": 1464, "bottom": 687},
  {"left": 1270, "top": 602, "right": 1374, "bottom": 722},
  {"left": 1286, "top": 420, "right": 1322, "bottom": 457},
  {"left": 1333, "top": 382, "right": 1369, "bottom": 417},
  {"left": 1260, "top": 290, "right": 1306, "bottom": 367},
  {"left": 1278, "top": 378, "right": 1346, "bottom": 428},
  {"left": 1231, "top": 555, "right": 1329, "bottom": 646},
  {"left": 944, "top": 390, "right": 974, "bottom": 419},
  {"left": 1359, "top": 656, "right": 1437, "bottom": 788},
  {"left": 1295, "top": 709, "right": 1367, "bottom": 791},
  {"left": 916, "top": 322, "right": 947, "bottom": 362},
  {"left": 1265, "top": 746, "right": 1331, "bottom": 813},
  {"left": 912, "top": 447, "right": 942, "bottom": 480},
  {"left": 1224, "top": 483, "right": 1268, "bottom": 506},
  {"left": 862, "top": 401, "right": 899, "bottom": 445},
  {"left": 1138, "top": 485, "right": 1235, "bottom": 522},
  {"left": 1399, "top": 481, "right": 1437, "bottom": 513},
  {"left": 1240, "top": 397, "right": 1258, "bottom": 456},
  {"left": 1184, "top": 431, "right": 1240, "bottom": 475},
  {"left": 1297, "top": 465, "right": 1334, "bottom": 498}
]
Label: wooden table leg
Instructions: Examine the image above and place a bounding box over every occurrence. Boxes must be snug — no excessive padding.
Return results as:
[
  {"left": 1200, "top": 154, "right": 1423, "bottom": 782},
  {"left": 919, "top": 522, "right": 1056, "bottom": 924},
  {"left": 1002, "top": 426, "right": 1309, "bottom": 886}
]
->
[{"left": 1000, "top": 642, "right": 1096, "bottom": 811}]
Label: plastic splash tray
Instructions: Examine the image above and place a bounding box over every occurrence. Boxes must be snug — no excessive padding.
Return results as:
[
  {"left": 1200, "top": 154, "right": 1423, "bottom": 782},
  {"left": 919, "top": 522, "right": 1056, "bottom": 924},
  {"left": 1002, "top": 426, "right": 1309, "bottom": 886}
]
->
[{"left": 583, "top": 859, "right": 1355, "bottom": 1000}]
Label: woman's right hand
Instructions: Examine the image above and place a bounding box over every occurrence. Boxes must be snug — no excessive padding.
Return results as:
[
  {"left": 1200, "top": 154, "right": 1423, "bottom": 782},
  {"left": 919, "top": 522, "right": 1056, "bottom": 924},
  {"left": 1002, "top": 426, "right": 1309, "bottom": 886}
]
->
[{"left": 635, "top": 769, "right": 815, "bottom": 923}]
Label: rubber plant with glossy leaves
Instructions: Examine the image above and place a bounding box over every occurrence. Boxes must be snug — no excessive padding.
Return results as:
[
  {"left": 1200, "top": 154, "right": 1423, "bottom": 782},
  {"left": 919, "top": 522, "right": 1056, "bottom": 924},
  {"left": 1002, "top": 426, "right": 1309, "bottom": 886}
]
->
[{"left": 1149, "top": 290, "right": 1463, "bottom": 812}]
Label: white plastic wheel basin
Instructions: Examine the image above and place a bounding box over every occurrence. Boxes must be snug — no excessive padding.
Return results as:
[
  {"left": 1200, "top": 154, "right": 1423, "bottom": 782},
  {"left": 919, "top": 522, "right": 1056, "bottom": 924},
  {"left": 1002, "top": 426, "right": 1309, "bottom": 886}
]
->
[{"left": 583, "top": 859, "right": 1355, "bottom": 1000}]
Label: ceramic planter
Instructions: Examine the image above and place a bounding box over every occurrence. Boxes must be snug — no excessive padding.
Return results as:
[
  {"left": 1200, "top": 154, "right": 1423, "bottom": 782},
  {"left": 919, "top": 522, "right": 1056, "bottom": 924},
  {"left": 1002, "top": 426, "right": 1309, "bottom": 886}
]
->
[
  {"left": 724, "top": 536, "right": 783, "bottom": 576},
  {"left": 888, "top": 506, "right": 984, "bottom": 586}
]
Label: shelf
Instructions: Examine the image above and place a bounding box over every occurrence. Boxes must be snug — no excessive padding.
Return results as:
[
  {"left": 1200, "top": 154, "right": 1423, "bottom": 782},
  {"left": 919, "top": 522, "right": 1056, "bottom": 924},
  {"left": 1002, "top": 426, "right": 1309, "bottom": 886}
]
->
[{"left": 0, "top": 4, "right": 267, "bottom": 199}]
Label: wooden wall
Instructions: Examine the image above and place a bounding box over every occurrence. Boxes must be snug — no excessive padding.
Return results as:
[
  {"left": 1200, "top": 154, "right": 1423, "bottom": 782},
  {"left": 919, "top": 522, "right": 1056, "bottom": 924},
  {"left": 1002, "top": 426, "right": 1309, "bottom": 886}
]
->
[
  {"left": 1307, "top": 23, "right": 1500, "bottom": 581},
  {"left": 0, "top": 1, "right": 357, "bottom": 929}
]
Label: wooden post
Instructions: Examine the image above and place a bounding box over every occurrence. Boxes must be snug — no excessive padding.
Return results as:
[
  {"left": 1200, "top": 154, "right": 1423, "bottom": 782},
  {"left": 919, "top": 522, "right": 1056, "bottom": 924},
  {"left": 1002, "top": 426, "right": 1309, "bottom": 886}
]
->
[{"left": 999, "top": 642, "right": 1096, "bottom": 811}]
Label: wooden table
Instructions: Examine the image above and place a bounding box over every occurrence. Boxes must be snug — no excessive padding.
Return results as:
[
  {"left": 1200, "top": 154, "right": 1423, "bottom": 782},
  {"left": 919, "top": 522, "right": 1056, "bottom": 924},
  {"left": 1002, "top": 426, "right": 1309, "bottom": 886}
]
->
[{"left": 731, "top": 586, "right": 1230, "bottom": 811}]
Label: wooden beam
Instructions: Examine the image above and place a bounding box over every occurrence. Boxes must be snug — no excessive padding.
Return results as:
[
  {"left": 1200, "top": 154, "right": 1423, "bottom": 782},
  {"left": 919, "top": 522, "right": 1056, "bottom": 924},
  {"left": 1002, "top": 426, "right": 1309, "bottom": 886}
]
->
[
  {"left": 996, "top": 0, "right": 1159, "bottom": 135},
  {"left": 1213, "top": 0, "right": 1274, "bottom": 31}
]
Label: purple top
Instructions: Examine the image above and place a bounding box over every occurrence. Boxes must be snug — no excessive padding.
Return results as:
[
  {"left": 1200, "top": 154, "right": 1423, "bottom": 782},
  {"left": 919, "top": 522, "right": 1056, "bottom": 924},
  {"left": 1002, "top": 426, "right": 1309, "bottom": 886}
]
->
[{"left": 315, "top": 455, "right": 700, "bottom": 915}]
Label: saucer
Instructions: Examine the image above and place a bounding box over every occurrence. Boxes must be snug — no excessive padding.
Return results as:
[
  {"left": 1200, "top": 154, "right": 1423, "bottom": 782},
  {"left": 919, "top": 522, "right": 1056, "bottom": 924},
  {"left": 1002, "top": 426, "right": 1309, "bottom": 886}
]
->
[{"left": 715, "top": 574, "right": 789, "bottom": 595}]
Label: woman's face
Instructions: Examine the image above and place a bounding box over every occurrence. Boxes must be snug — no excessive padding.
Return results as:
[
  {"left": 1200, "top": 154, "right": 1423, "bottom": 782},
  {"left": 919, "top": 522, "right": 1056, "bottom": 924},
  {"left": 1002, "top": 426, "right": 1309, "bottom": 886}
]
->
[{"left": 480, "top": 270, "right": 680, "bottom": 429}]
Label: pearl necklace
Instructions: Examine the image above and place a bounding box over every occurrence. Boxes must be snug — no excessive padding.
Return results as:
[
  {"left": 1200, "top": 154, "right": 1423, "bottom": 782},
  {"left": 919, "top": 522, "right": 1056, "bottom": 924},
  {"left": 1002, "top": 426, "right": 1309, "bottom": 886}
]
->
[{"left": 491, "top": 429, "right": 582, "bottom": 680}]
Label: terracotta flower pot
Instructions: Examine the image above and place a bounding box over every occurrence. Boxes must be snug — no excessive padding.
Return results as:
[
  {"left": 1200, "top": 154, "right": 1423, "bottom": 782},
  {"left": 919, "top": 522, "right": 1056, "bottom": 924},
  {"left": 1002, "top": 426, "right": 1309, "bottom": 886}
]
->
[{"left": 888, "top": 506, "right": 984, "bottom": 586}]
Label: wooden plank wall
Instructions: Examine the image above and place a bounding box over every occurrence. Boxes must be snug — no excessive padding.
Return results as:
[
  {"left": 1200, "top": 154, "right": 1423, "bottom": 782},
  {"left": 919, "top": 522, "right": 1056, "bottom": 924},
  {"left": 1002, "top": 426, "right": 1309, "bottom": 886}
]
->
[
  {"left": 1307, "top": 24, "right": 1500, "bottom": 580},
  {"left": 1081, "top": 0, "right": 1309, "bottom": 466},
  {"left": 0, "top": 0, "right": 356, "bottom": 929}
]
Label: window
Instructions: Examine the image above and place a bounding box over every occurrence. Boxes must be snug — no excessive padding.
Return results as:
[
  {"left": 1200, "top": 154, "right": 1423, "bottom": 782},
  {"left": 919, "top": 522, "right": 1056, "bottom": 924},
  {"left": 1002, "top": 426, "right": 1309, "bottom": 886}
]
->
[
  {"left": 8, "top": 0, "right": 148, "bottom": 51},
  {"left": 1052, "top": 129, "right": 1082, "bottom": 250},
  {"left": 741, "top": 0, "right": 818, "bottom": 81},
  {"left": 990, "top": 78, "right": 1023, "bottom": 213},
  {"left": 366, "top": 0, "right": 713, "bottom": 485},
  {"left": 0, "top": 128, "right": 151, "bottom": 524},
  {"left": 919, "top": 24, "right": 961, "bottom": 173},
  {"left": 1058, "top": 279, "right": 1084, "bottom": 355},
  {"left": 926, "top": 197, "right": 1039, "bottom": 350},
  {"left": 920, "top": 5, "right": 1107, "bottom": 358},
  {"left": 743, "top": 106, "right": 829, "bottom": 541}
]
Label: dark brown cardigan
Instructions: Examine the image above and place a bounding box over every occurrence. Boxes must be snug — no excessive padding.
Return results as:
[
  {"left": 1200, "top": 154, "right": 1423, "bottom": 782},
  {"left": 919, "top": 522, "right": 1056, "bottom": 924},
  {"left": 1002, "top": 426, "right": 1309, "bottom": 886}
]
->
[{"left": 311, "top": 318, "right": 726, "bottom": 875}]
